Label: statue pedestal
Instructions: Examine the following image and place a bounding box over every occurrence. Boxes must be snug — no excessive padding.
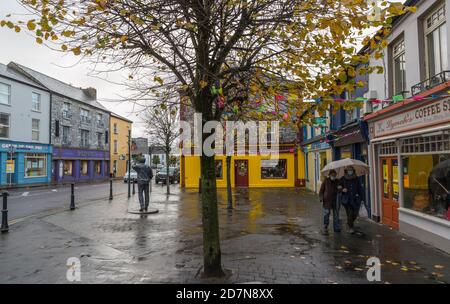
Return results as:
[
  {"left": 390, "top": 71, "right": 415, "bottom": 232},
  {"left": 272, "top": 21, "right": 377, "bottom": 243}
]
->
[{"left": 128, "top": 208, "right": 159, "bottom": 215}]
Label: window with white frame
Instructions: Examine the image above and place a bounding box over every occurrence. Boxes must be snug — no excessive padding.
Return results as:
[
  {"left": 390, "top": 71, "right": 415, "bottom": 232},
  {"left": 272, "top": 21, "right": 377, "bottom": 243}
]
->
[
  {"left": 32, "top": 119, "right": 40, "bottom": 141},
  {"left": 0, "top": 83, "right": 10, "bottom": 105},
  {"left": 32, "top": 92, "right": 41, "bottom": 111},
  {"left": 81, "top": 129, "right": 89, "bottom": 147},
  {"left": 96, "top": 113, "right": 103, "bottom": 127},
  {"left": 113, "top": 123, "right": 118, "bottom": 134},
  {"left": 424, "top": 3, "right": 447, "bottom": 77},
  {"left": 80, "top": 108, "right": 90, "bottom": 124},
  {"left": 63, "top": 102, "right": 71, "bottom": 119},
  {"left": 392, "top": 38, "right": 406, "bottom": 94},
  {"left": 0, "top": 113, "right": 10, "bottom": 138},
  {"left": 62, "top": 126, "right": 70, "bottom": 144}
]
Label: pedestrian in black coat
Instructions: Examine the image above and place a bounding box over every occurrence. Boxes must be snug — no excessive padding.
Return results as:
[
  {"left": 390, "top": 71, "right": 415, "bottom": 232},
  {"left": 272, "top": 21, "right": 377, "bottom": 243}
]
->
[
  {"left": 319, "top": 169, "right": 341, "bottom": 234},
  {"left": 338, "top": 166, "right": 363, "bottom": 234}
]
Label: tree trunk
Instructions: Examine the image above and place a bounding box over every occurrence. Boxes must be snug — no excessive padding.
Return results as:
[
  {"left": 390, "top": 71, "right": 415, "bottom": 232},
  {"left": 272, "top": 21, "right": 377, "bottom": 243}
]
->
[
  {"left": 226, "top": 155, "right": 233, "bottom": 210},
  {"left": 200, "top": 154, "right": 224, "bottom": 277},
  {"left": 165, "top": 152, "right": 170, "bottom": 195}
]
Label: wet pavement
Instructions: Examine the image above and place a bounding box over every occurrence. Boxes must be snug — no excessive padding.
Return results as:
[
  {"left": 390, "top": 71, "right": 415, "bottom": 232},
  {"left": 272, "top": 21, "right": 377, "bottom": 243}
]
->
[{"left": 0, "top": 184, "right": 449, "bottom": 284}]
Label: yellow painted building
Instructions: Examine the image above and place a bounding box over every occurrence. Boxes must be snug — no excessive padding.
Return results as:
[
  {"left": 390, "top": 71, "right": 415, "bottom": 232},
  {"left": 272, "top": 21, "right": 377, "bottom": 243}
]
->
[
  {"left": 109, "top": 113, "right": 133, "bottom": 178},
  {"left": 181, "top": 145, "right": 306, "bottom": 188}
]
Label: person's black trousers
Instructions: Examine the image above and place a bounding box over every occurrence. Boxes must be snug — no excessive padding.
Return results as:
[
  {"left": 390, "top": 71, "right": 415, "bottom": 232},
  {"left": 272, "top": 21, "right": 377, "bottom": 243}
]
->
[
  {"left": 138, "top": 182, "right": 150, "bottom": 209},
  {"left": 344, "top": 204, "right": 359, "bottom": 228}
]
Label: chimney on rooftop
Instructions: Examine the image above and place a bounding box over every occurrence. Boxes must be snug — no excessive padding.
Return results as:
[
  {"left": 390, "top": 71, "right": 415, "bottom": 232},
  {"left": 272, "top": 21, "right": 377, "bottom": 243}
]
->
[{"left": 84, "top": 87, "right": 97, "bottom": 100}]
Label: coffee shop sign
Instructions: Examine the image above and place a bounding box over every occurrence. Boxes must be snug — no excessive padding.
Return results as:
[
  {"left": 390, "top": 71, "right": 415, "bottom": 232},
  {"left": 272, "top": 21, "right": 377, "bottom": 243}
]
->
[{"left": 374, "top": 98, "right": 450, "bottom": 137}]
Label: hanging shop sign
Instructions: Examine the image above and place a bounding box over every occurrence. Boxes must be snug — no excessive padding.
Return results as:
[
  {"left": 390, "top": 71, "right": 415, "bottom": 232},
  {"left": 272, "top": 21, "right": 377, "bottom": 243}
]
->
[{"left": 372, "top": 97, "right": 450, "bottom": 137}]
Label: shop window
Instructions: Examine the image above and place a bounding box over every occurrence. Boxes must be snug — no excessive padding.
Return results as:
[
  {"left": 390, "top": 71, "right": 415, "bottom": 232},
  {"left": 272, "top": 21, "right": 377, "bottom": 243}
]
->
[
  {"left": 63, "top": 160, "right": 73, "bottom": 176},
  {"left": 80, "top": 160, "right": 89, "bottom": 176},
  {"left": 24, "top": 153, "right": 46, "bottom": 177},
  {"left": 379, "top": 141, "right": 398, "bottom": 155},
  {"left": 341, "top": 146, "right": 352, "bottom": 159},
  {"left": 401, "top": 132, "right": 450, "bottom": 154},
  {"left": 215, "top": 160, "right": 223, "bottom": 179},
  {"left": 95, "top": 161, "right": 102, "bottom": 174},
  {"left": 402, "top": 154, "right": 450, "bottom": 220},
  {"left": 261, "top": 159, "right": 287, "bottom": 179}
]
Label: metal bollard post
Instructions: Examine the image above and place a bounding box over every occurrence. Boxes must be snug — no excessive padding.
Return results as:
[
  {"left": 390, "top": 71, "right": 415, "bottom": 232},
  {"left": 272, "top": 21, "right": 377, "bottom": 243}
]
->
[
  {"left": 1, "top": 192, "right": 9, "bottom": 233},
  {"left": 70, "top": 183, "right": 75, "bottom": 210},
  {"left": 132, "top": 180, "right": 136, "bottom": 195},
  {"left": 198, "top": 178, "right": 202, "bottom": 193},
  {"left": 109, "top": 176, "right": 113, "bottom": 200}
]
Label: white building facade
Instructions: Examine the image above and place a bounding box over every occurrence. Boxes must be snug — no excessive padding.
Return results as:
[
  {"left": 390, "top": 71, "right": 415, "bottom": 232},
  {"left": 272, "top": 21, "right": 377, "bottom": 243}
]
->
[{"left": 364, "top": 0, "right": 450, "bottom": 253}]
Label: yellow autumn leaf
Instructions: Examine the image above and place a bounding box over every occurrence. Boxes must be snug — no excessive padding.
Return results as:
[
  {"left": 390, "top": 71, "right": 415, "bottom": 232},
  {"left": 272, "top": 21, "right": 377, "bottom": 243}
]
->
[
  {"left": 36, "top": 37, "right": 43, "bottom": 44},
  {"left": 154, "top": 76, "right": 163, "bottom": 85},
  {"left": 27, "top": 20, "right": 36, "bottom": 31},
  {"left": 71, "top": 47, "right": 81, "bottom": 55},
  {"left": 199, "top": 80, "right": 208, "bottom": 89}
]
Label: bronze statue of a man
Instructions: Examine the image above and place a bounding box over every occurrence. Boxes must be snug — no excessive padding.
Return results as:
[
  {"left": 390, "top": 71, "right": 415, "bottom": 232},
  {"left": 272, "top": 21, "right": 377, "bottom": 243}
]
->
[{"left": 132, "top": 158, "right": 153, "bottom": 212}]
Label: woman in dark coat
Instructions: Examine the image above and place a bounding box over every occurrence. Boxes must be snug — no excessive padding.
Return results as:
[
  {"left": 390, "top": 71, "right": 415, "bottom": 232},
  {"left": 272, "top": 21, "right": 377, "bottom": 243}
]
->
[
  {"left": 338, "top": 166, "right": 363, "bottom": 234},
  {"left": 319, "top": 169, "right": 341, "bottom": 234}
]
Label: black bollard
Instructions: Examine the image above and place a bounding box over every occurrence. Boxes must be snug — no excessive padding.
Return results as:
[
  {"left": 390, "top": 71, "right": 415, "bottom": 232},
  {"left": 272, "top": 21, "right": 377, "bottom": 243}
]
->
[
  {"left": 198, "top": 177, "right": 202, "bottom": 193},
  {"left": 132, "top": 180, "right": 136, "bottom": 195},
  {"left": 70, "top": 183, "right": 75, "bottom": 210},
  {"left": 1, "top": 192, "right": 9, "bottom": 233},
  {"left": 109, "top": 176, "right": 113, "bottom": 200}
]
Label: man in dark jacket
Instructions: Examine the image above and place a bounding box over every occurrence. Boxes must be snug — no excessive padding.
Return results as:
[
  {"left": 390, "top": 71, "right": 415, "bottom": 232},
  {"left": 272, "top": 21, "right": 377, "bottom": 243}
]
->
[
  {"left": 319, "top": 169, "right": 340, "bottom": 235},
  {"left": 338, "top": 166, "right": 363, "bottom": 234},
  {"left": 132, "top": 157, "right": 153, "bottom": 212}
]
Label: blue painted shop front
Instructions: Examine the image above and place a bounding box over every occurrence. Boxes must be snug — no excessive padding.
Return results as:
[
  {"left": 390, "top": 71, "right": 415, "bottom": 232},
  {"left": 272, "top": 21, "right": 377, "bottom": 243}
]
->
[
  {"left": 0, "top": 140, "right": 53, "bottom": 187},
  {"left": 53, "top": 147, "right": 109, "bottom": 183}
]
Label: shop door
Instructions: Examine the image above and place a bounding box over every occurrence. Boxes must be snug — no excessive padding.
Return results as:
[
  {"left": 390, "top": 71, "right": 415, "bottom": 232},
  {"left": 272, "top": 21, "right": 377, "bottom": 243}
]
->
[
  {"left": 234, "top": 160, "right": 249, "bottom": 187},
  {"left": 381, "top": 157, "right": 399, "bottom": 229}
]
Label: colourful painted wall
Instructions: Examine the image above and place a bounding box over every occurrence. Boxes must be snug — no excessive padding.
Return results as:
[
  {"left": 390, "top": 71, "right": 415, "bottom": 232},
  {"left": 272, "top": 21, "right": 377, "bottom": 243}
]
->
[
  {"left": 109, "top": 115, "right": 132, "bottom": 177},
  {"left": 182, "top": 152, "right": 303, "bottom": 188}
]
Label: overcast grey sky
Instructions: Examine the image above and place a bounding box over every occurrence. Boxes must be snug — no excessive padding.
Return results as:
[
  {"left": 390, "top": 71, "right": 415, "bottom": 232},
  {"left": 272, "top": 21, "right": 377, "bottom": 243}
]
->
[{"left": 0, "top": 0, "right": 148, "bottom": 137}]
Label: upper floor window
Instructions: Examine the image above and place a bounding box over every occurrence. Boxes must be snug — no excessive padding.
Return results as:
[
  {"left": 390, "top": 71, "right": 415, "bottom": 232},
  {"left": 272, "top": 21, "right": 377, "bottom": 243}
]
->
[
  {"left": 114, "top": 139, "right": 118, "bottom": 154},
  {"left": 80, "top": 129, "right": 89, "bottom": 147},
  {"left": 0, "top": 113, "right": 10, "bottom": 138},
  {"left": 96, "top": 113, "right": 103, "bottom": 127},
  {"left": 80, "top": 108, "right": 90, "bottom": 124},
  {"left": 113, "top": 123, "right": 118, "bottom": 134},
  {"left": 97, "top": 132, "right": 103, "bottom": 148},
  {"left": 32, "top": 118, "right": 40, "bottom": 141},
  {"left": 63, "top": 102, "right": 72, "bottom": 119},
  {"left": 0, "top": 83, "right": 11, "bottom": 105},
  {"left": 392, "top": 38, "right": 406, "bottom": 94},
  {"left": 425, "top": 3, "right": 447, "bottom": 77},
  {"left": 32, "top": 92, "right": 41, "bottom": 111},
  {"left": 62, "top": 126, "right": 70, "bottom": 145}
]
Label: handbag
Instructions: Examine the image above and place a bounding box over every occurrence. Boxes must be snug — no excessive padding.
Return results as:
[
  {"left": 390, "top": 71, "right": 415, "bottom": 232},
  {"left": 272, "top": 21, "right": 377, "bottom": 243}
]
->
[{"left": 339, "top": 192, "right": 349, "bottom": 206}]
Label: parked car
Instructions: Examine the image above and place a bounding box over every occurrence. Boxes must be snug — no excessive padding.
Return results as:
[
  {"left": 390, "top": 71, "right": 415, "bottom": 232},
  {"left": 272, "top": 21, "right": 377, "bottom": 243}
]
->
[
  {"left": 155, "top": 167, "right": 180, "bottom": 184},
  {"left": 123, "top": 170, "right": 137, "bottom": 183}
]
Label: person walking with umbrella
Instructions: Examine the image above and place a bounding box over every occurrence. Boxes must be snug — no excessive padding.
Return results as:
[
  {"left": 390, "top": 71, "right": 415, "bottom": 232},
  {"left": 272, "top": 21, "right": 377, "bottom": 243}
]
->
[
  {"left": 338, "top": 166, "right": 363, "bottom": 234},
  {"left": 319, "top": 169, "right": 341, "bottom": 235},
  {"left": 321, "top": 158, "right": 369, "bottom": 234}
]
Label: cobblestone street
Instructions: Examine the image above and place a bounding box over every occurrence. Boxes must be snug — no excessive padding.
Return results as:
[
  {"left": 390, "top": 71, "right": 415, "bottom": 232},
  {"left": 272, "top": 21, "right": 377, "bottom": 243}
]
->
[{"left": 0, "top": 185, "right": 448, "bottom": 284}]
